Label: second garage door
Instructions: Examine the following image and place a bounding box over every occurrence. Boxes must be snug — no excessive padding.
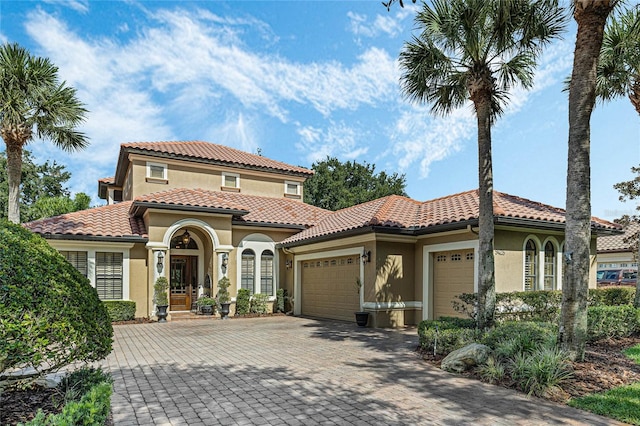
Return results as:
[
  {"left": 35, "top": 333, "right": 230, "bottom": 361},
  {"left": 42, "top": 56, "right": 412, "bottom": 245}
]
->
[
  {"left": 433, "top": 249, "right": 475, "bottom": 319},
  {"left": 301, "top": 255, "right": 360, "bottom": 322}
]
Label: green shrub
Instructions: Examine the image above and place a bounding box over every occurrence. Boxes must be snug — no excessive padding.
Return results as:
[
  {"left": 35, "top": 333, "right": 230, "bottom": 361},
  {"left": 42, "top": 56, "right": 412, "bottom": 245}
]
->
[
  {"left": 216, "top": 277, "right": 231, "bottom": 305},
  {"left": 588, "top": 287, "right": 636, "bottom": 306},
  {"left": 250, "top": 293, "right": 269, "bottom": 314},
  {"left": 235, "top": 288, "right": 250, "bottom": 315},
  {"left": 276, "top": 288, "right": 286, "bottom": 313},
  {"left": 0, "top": 221, "right": 113, "bottom": 379},
  {"left": 478, "top": 356, "right": 506, "bottom": 384},
  {"left": 483, "top": 321, "right": 557, "bottom": 358},
  {"left": 103, "top": 301, "right": 136, "bottom": 322},
  {"left": 453, "top": 291, "right": 562, "bottom": 323},
  {"left": 417, "top": 319, "right": 482, "bottom": 355},
  {"left": 59, "top": 367, "right": 113, "bottom": 403},
  {"left": 24, "top": 381, "right": 112, "bottom": 425},
  {"left": 509, "top": 346, "right": 572, "bottom": 397},
  {"left": 153, "top": 277, "right": 169, "bottom": 306},
  {"left": 587, "top": 305, "right": 640, "bottom": 341}
]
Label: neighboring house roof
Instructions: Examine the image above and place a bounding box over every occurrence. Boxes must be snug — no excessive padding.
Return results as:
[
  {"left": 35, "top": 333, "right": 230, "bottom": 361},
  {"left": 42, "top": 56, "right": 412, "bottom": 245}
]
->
[
  {"left": 279, "top": 190, "right": 621, "bottom": 247},
  {"left": 24, "top": 201, "right": 148, "bottom": 242},
  {"left": 24, "top": 188, "right": 331, "bottom": 241},
  {"left": 112, "top": 141, "right": 313, "bottom": 186},
  {"left": 597, "top": 222, "right": 640, "bottom": 253}
]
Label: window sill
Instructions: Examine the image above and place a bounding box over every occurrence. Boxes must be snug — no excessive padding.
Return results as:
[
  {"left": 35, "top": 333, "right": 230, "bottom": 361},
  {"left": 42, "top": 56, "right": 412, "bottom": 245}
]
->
[
  {"left": 221, "top": 186, "right": 241, "bottom": 193},
  {"left": 284, "top": 193, "right": 301, "bottom": 199},
  {"left": 146, "top": 177, "right": 168, "bottom": 184}
]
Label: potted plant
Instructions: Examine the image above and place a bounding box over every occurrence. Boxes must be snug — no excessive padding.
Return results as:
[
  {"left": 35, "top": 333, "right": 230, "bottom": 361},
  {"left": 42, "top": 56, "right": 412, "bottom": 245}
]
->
[
  {"left": 354, "top": 277, "right": 369, "bottom": 327},
  {"left": 196, "top": 296, "right": 217, "bottom": 315},
  {"left": 216, "top": 276, "right": 231, "bottom": 319},
  {"left": 154, "top": 276, "right": 169, "bottom": 323}
]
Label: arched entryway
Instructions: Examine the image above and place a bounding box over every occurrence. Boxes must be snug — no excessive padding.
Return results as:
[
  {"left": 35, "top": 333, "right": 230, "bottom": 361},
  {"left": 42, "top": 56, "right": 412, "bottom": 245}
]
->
[{"left": 168, "top": 229, "right": 202, "bottom": 311}]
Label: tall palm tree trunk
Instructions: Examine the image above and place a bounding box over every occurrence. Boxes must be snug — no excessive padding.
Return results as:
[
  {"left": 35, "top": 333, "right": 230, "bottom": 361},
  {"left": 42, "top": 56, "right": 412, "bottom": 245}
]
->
[
  {"left": 562, "top": 2, "right": 612, "bottom": 361},
  {"left": 2, "top": 133, "right": 25, "bottom": 224},
  {"left": 474, "top": 96, "right": 496, "bottom": 330}
]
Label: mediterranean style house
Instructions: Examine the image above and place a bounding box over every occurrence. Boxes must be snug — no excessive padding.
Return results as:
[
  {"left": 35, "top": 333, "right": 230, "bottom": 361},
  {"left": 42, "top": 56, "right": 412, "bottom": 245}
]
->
[
  {"left": 25, "top": 141, "right": 621, "bottom": 327},
  {"left": 597, "top": 222, "right": 639, "bottom": 271}
]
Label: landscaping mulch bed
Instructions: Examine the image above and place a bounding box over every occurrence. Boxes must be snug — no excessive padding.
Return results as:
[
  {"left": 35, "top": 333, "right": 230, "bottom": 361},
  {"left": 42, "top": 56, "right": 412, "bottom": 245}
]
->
[
  {"left": 420, "top": 335, "right": 640, "bottom": 403},
  {"left": 0, "top": 386, "right": 63, "bottom": 425}
]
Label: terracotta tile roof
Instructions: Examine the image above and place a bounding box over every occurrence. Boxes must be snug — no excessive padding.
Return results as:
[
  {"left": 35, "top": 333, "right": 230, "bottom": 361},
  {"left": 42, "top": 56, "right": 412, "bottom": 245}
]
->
[
  {"left": 98, "top": 177, "right": 115, "bottom": 184},
  {"left": 121, "top": 141, "right": 313, "bottom": 176},
  {"left": 24, "top": 201, "right": 147, "bottom": 240},
  {"left": 132, "top": 188, "right": 331, "bottom": 228},
  {"left": 598, "top": 222, "right": 640, "bottom": 252},
  {"left": 280, "top": 190, "right": 621, "bottom": 246}
]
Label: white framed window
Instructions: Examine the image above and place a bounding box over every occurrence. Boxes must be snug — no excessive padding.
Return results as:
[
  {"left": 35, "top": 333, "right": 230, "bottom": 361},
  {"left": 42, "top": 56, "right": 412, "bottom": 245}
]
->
[
  {"left": 96, "top": 252, "right": 124, "bottom": 300},
  {"left": 222, "top": 172, "right": 240, "bottom": 189},
  {"left": 61, "top": 251, "right": 88, "bottom": 277},
  {"left": 524, "top": 239, "right": 538, "bottom": 291},
  {"left": 543, "top": 241, "right": 556, "bottom": 290},
  {"left": 284, "top": 181, "right": 300, "bottom": 196},
  {"left": 237, "top": 234, "right": 276, "bottom": 297},
  {"left": 146, "top": 162, "right": 167, "bottom": 181}
]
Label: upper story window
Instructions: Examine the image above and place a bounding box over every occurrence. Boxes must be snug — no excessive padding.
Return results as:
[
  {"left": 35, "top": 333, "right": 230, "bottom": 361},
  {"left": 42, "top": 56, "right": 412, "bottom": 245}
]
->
[
  {"left": 146, "top": 162, "right": 167, "bottom": 182},
  {"left": 222, "top": 172, "right": 240, "bottom": 191},
  {"left": 284, "top": 181, "right": 300, "bottom": 197}
]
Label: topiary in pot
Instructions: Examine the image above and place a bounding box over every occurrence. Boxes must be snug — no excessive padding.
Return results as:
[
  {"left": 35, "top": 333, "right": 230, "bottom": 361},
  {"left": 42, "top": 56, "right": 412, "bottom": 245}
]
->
[
  {"left": 0, "top": 220, "right": 113, "bottom": 383},
  {"left": 154, "top": 277, "right": 169, "bottom": 322},
  {"left": 217, "top": 276, "right": 231, "bottom": 319}
]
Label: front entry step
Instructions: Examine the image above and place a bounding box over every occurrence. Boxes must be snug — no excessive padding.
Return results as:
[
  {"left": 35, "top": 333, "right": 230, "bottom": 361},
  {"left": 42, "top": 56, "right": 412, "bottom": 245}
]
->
[{"left": 170, "top": 312, "right": 218, "bottom": 321}]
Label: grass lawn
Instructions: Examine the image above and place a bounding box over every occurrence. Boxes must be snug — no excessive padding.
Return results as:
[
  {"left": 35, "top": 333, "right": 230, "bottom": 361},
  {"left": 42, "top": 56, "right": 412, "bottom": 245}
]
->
[{"left": 569, "top": 344, "right": 640, "bottom": 425}]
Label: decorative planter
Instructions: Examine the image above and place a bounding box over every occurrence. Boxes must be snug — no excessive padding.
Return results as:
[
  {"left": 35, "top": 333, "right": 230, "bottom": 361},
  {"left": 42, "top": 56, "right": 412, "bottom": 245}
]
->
[
  {"left": 220, "top": 302, "right": 231, "bottom": 319},
  {"left": 200, "top": 305, "right": 214, "bottom": 315},
  {"left": 355, "top": 311, "right": 369, "bottom": 327},
  {"left": 156, "top": 305, "right": 169, "bottom": 323}
]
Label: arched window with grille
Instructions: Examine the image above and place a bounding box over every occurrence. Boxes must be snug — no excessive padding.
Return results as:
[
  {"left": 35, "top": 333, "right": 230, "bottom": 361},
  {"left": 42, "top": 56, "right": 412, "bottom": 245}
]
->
[
  {"left": 241, "top": 249, "right": 255, "bottom": 294},
  {"left": 524, "top": 239, "right": 538, "bottom": 291},
  {"left": 261, "top": 250, "right": 274, "bottom": 295},
  {"left": 544, "top": 241, "right": 556, "bottom": 290}
]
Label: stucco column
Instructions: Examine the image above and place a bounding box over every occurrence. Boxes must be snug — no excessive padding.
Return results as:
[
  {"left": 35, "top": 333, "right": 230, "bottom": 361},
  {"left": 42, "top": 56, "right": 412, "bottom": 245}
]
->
[{"left": 146, "top": 242, "right": 168, "bottom": 317}]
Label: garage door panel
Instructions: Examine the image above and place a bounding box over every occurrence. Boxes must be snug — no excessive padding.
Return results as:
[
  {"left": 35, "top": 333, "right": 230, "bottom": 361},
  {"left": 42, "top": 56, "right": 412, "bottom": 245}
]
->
[
  {"left": 301, "top": 255, "right": 360, "bottom": 322},
  {"left": 433, "top": 250, "right": 474, "bottom": 319}
]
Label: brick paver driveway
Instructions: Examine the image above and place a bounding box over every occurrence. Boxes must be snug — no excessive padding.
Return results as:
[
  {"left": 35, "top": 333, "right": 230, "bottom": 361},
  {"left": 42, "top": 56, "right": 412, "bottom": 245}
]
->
[{"left": 102, "top": 317, "right": 620, "bottom": 425}]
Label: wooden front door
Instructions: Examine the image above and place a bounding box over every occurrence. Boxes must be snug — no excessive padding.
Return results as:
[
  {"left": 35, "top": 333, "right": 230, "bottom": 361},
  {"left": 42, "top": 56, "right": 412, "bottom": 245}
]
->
[{"left": 169, "top": 255, "right": 197, "bottom": 311}]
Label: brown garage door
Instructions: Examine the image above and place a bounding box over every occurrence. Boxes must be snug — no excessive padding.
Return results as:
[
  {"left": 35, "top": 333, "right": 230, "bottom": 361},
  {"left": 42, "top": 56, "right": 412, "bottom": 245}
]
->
[
  {"left": 301, "top": 255, "right": 360, "bottom": 321},
  {"left": 433, "top": 250, "right": 475, "bottom": 319}
]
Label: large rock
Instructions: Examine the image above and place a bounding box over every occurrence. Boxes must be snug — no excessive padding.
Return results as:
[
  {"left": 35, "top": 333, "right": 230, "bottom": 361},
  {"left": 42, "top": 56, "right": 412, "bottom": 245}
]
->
[{"left": 441, "top": 343, "right": 490, "bottom": 373}]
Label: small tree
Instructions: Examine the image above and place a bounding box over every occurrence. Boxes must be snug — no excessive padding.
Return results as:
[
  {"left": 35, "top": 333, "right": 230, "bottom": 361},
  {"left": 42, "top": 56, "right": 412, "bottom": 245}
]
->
[
  {"left": 153, "top": 277, "right": 169, "bottom": 307},
  {"left": 216, "top": 276, "right": 231, "bottom": 306},
  {"left": 0, "top": 221, "right": 112, "bottom": 382}
]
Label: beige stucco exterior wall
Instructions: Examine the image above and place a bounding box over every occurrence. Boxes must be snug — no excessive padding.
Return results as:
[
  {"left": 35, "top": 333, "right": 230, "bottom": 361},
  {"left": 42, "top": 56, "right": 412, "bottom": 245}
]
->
[
  {"left": 129, "top": 243, "right": 149, "bottom": 318},
  {"left": 125, "top": 157, "right": 305, "bottom": 201}
]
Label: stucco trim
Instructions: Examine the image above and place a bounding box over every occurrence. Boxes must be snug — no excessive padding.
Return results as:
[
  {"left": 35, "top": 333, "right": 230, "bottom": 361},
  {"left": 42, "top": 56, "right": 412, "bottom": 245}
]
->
[{"left": 362, "top": 301, "right": 422, "bottom": 310}]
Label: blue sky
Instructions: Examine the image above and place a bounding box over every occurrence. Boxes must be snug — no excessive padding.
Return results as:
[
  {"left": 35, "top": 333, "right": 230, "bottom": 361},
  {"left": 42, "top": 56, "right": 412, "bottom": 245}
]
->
[{"left": 1, "top": 1, "right": 638, "bottom": 221}]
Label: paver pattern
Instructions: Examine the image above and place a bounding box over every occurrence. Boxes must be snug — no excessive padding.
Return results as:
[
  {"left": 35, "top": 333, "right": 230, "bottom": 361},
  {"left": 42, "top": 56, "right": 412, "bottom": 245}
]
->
[{"left": 102, "top": 317, "right": 622, "bottom": 425}]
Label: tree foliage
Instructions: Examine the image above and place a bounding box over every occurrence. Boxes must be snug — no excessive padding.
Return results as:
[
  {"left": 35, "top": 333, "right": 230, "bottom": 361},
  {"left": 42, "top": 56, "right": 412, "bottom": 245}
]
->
[
  {"left": 0, "top": 221, "right": 113, "bottom": 382},
  {"left": 613, "top": 165, "right": 640, "bottom": 307},
  {"left": 0, "top": 42, "right": 88, "bottom": 223},
  {"left": 303, "top": 157, "right": 407, "bottom": 211},
  {"left": 0, "top": 150, "right": 90, "bottom": 222},
  {"left": 399, "top": 0, "right": 565, "bottom": 329}
]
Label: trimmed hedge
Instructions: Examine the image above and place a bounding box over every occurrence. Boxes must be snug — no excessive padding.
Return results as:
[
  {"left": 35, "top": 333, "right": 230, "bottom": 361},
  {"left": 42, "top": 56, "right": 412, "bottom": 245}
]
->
[
  {"left": 235, "top": 288, "right": 250, "bottom": 315},
  {"left": 103, "top": 301, "right": 136, "bottom": 322},
  {"left": 250, "top": 293, "right": 269, "bottom": 314},
  {"left": 0, "top": 221, "right": 113, "bottom": 379},
  {"left": 483, "top": 321, "right": 557, "bottom": 357},
  {"left": 589, "top": 287, "right": 636, "bottom": 307},
  {"left": 418, "top": 318, "right": 482, "bottom": 355},
  {"left": 276, "top": 288, "right": 286, "bottom": 313},
  {"left": 587, "top": 305, "right": 640, "bottom": 341}
]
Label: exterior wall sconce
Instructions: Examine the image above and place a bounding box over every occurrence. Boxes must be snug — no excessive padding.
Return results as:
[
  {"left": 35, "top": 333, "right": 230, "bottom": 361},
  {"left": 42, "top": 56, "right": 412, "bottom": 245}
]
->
[
  {"left": 362, "top": 250, "right": 371, "bottom": 264},
  {"left": 222, "top": 252, "right": 229, "bottom": 267},
  {"left": 181, "top": 229, "right": 191, "bottom": 245},
  {"left": 156, "top": 251, "right": 165, "bottom": 273},
  {"left": 285, "top": 259, "right": 293, "bottom": 269}
]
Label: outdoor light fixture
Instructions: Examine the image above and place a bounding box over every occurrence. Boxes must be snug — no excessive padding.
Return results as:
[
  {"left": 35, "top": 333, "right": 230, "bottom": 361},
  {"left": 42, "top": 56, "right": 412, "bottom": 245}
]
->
[
  {"left": 181, "top": 229, "right": 191, "bottom": 245},
  {"left": 222, "top": 253, "right": 229, "bottom": 267},
  {"left": 362, "top": 250, "right": 371, "bottom": 264},
  {"left": 156, "top": 251, "right": 165, "bottom": 273},
  {"left": 285, "top": 259, "right": 293, "bottom": 269}
]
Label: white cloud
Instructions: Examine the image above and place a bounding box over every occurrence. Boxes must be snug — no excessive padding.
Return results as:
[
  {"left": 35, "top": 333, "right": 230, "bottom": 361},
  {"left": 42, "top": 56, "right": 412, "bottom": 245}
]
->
[
  {"left": 43, "top": 0, "right": 89, "bottom": 14},
  {"left": 205, "top": 112, "right": 259, "bottom": 154},
  {"left": 390, "top": 106, "right": 475, "bottom": 178},
  {"left": 346, "top": 6, "right": 416, "bottom": 39},
  {"left": 295, "top": 122, "right": 369, "bottom": 164}
]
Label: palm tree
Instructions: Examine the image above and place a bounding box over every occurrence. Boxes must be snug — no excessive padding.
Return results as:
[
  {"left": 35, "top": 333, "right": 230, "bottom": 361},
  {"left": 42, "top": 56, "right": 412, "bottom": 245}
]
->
[
  {"left": 0, "top": 43, "right": 88, "bottom": 223},
  {"left": 399, "top": 0, "right": 565, "bottom": 329},
  {"left": 597, "top": 8, "right": 640, "bottom": 307},
  {"left": 561, "top": 0, "right": 620, "bottom": 361}
]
